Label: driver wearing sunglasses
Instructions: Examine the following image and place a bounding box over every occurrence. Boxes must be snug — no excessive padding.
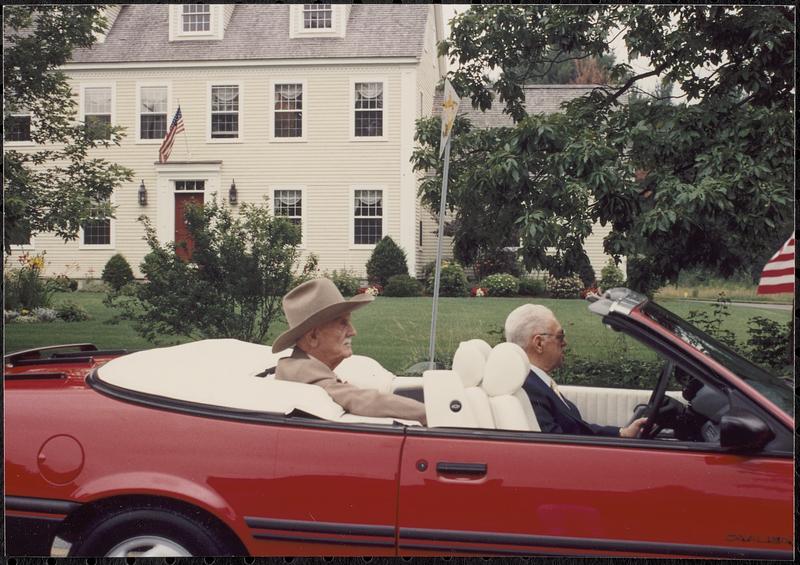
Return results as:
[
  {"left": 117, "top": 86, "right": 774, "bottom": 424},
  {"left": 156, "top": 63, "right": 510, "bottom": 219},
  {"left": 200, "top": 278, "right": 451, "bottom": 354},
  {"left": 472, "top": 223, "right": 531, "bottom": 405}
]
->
[{"left": 505, "top": 304, "right": 647, "bottom": 437}]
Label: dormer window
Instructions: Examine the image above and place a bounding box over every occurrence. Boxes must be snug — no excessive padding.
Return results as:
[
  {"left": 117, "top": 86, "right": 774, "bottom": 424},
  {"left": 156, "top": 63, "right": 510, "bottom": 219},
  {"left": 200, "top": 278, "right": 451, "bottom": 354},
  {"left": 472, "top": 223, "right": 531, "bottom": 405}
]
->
[
  {"left": 169, "top": 4, "right": 227, "bottom": 41},
  {"left": 303, "top": 4, "right": 332, "bottom": 29},
  {"left": 290, "top": 4, "right": 348, "bottom": 38},
  {"left": 182, "top": 4, "right": 211, "bottom": 33}
]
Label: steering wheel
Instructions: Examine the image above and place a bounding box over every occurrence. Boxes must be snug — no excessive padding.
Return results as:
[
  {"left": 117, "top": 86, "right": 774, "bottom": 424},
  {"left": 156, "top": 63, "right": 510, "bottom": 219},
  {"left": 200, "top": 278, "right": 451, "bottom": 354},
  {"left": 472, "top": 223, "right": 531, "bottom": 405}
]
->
[{"left": 640, "top": 360, "right": 674, "bottom": 439}]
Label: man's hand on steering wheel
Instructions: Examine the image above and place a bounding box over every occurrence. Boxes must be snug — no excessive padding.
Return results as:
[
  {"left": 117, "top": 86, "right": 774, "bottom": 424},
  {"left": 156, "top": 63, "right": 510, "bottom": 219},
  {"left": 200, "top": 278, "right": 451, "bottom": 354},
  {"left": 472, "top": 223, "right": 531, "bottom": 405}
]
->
[{"left": 620, "top": 417, "right": 648, "bottom": 438}]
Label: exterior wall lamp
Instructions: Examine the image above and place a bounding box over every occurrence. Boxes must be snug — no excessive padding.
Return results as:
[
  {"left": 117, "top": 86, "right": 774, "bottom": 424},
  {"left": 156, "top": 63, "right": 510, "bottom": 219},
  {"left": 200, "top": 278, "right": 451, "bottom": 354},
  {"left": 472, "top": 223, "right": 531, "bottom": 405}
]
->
[
  {"left": 229, "top": 179, "right": 238, "bottom": 205},
  {"left": 138, "top": 180, "right": 147, "bottom": 206}
]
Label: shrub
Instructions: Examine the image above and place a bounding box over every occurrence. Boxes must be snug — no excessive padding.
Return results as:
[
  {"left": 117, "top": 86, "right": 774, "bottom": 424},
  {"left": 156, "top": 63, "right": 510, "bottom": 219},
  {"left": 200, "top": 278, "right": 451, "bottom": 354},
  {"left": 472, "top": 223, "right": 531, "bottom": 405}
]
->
[
  {"left": 420, "top": 261, "right": 437, "bottom": 283},
  {"left": 549, "top": 250, "right": 594, "bottom": 288},
  {"left": 48, "top": 274, "right": 78, "bottom": 292},
  {"left": 426, "top": 262, "right": 469, "bottom": 297},
  {"left": 32, "top": 307, "right": 58, "bottom": 322},
  {"left": 366, "top": 236, "right": 409, "bottom": 286},
  {"left": 4, "top": 310, "right": 20, "bottom": 323},
  {"left": 4, "top": 252, "right": 52, "bottom": 310},
  {"left": 105, "top": 198, "right": 305, "bottom": 343},
  {"left": 746, "top": 316, "right": 792, "bottom": 374},
  {"left": 291, "top": 253, "right": 320, "bottom": 289},
  {"left": 81, "top": 280, "right": 111, "bottom": 293},
  {"left": 546, "top": 274, "right": 583, "bottom": 298},
  {"left": 518, "top": 277, "right": 546, "bottom": 297},
  {"left": 383, "top": 274, "right": 423, "bottom": 297},
  {"left": 481, "top": 273, "right": 520, "bottom": 297},
  {"left": 626, "top": 256, "right": 665, "bottom": 298},
  {"left": 56, "top": 301, "right": 91, "bottom": 322},
  {"left": 473, "top": 248, "right": 522, "bottom": 279},
  {"left": 102, "top": 253, "right": 135, "bottom": 291},
  {"left": 327, "top": 269, "right": 360, "bottom": 297},
  {"left": 599, "top": 259, "right": 626, "bottom": 291},
  {"left": 555, "top": 358, "right": 662, "bottom": 389}
]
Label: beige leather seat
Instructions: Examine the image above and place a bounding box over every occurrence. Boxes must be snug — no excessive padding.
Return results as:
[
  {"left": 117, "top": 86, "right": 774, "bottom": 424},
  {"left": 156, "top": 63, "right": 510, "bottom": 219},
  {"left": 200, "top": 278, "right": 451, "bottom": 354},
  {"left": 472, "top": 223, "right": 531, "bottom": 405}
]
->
[
  {"left": 452, "top": 339, "right": 495, "bottom": 428},
  {"left": 481, "top": 342, "right": 540, "bottom": 431},
  {"left": 423, "top": 369, "right": 478, "bottom": 428}
]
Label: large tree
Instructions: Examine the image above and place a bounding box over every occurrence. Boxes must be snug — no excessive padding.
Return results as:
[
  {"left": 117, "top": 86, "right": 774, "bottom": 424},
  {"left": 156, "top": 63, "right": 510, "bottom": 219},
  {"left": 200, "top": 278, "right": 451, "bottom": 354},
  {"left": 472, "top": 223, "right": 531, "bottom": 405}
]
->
[
  {"left": 413, "top": 5, "right": 794, "bottom": 291},
  {"left": 3, "top": 5, "right": 132, "bottom": 254}
]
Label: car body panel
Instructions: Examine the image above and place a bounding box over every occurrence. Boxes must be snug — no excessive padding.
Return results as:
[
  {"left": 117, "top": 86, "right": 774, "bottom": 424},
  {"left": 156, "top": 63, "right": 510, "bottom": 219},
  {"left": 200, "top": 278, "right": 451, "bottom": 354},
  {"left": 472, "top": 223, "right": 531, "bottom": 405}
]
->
[{"left": 397, "top": 430, "right": 792, "bottom": 557}]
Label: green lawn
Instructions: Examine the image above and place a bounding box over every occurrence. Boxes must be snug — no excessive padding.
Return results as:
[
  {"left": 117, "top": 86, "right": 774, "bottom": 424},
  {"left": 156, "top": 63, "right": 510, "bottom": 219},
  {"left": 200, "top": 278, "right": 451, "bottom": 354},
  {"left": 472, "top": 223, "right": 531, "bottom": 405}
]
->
[{"left": 5, "top": 291, "right": 791, "bottom": 373}]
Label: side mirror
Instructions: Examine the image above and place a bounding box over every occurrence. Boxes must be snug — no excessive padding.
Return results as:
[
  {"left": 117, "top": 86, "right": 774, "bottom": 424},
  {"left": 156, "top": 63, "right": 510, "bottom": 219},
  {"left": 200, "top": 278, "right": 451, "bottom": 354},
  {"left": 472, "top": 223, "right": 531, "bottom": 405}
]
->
[{"left": 719, "top": 408, "right": 774, "bottom": 451}]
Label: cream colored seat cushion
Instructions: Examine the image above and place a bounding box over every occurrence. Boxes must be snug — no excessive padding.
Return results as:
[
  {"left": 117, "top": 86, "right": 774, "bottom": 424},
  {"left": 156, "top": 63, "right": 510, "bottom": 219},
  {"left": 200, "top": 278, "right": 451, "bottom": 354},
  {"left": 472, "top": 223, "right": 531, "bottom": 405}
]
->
[
  {"left": 482, "top": 342, "right": 540, "bottom": 431},
  {"left": 559, "top": 385, "right": 685, "bottom": 427},
  {"left": 452, "top": 339, "right": 495, "bottom": 428},
  {"left": 336, "top": 355, "right": 395, "bottom": 393},
  {"left": 423, "top": 369, "right": 478, "bottom": 428}
]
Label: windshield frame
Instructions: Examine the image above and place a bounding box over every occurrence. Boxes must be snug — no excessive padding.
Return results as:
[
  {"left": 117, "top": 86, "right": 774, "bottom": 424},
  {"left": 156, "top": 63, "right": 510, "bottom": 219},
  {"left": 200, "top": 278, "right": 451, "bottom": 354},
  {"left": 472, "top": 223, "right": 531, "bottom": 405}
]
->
[{"left": 636, "top": 301, "right": 793, "bottom": 418}]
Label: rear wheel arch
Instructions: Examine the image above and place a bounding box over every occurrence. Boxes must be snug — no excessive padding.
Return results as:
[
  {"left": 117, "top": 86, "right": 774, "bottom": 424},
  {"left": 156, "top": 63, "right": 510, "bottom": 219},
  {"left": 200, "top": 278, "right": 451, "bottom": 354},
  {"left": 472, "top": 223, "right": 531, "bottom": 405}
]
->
[{"left": 59, "top": 494, "right": 248, "bottom": 556}]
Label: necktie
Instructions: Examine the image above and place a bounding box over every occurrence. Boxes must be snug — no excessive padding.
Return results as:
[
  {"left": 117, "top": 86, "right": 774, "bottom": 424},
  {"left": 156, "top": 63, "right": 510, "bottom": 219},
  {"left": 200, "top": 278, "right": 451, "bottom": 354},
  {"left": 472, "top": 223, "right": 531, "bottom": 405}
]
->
[{"left": 550, "top": 379, "right": 568, "bottom": 405}]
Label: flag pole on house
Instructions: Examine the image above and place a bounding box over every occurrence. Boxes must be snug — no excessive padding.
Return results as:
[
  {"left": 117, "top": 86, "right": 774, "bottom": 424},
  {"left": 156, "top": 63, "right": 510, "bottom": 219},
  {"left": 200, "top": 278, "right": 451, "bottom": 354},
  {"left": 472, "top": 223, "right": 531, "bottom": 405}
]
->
[
  {"left": 756, "top": 232, "right": 795, "bottom": 365},
  {"left": 159, "top": 104, "right": 186, "bottom": 164},
  {"left": 428, "top": 80, "right": 461, "bottom": 369}
]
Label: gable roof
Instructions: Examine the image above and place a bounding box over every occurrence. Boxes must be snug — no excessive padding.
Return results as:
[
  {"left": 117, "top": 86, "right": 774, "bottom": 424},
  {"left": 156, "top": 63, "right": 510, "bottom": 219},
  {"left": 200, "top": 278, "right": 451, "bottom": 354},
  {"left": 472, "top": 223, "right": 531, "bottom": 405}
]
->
[{"left": 70, "top": 4, "right": 431, "bottom": 64}]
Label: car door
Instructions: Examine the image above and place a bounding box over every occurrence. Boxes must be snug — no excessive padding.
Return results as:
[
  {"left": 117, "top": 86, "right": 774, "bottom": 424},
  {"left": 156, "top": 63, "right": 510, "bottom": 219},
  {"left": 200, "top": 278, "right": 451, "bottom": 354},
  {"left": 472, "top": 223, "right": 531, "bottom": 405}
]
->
[
  {"left": 243, "top": 420, "right": 405, "bottom": 556},
  {"left": 397, "top": 417, "right": 793, "bottom": 557}
]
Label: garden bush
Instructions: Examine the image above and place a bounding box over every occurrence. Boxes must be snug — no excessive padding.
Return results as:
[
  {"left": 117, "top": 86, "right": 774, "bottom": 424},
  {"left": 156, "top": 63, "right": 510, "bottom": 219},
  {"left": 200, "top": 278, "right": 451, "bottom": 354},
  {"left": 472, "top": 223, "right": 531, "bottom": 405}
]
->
[
  {"left": 473, "top": 248, "right": 522, "bottom": 279},
  {"left": 365, "top": 236, "right": 409, "bottom": 286},
  {"left": 31, "top": 307, "right": 58, "bottom": 322},
  {"left": 518, "top": 277, "right": 547, "bottom": 297},
  {"left": 546, "top": 274, "right": 583, "bottom": 298},
  {"left": 102, "top": 253, "right": 135, "bottom": 291},
  {"left": 81, "top": 280, "right": 111, "bottom": 293},
  {"left": 420, "top": 260, "right": 437, "bottom": 283},
  {"left": 746, "top": 316, "right": 792, "bottom": 374},
  {"left": 481, "top": 273, "right": 520, "bottom": 297},
  {"left": 555, "top": 358, "right": 662, "bottom": 389},
  {"left": 56, "top": 301, "right": 91, "bottom": 322},
  {"left": 426, "top": 262, "right": 469, "bottom": 297},
  {"left": 327, "top": 269, "right": 360, "bottom": 297},
  {"left": 4, "top": 252, "right": 52, "bottom": 310},
  {"left": 48, "top": 274, "right": 78, "bottom": 292},
  {"left": 291, "top": 253, "right": 320, "bottom": 289},
  {"left": 106, "top": 198, "right": 307, "bottom": 343},
  {"left": 383, "top": 274, "right": 423, "bottom": 297},
  {"left": 599, "top": 259, "right": 626, "bottom": 291}
]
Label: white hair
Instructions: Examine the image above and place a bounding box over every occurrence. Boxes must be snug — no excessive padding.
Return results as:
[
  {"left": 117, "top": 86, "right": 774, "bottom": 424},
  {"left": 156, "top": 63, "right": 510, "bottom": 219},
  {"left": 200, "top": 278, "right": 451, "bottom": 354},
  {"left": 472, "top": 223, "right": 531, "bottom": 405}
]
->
[{"left": 504, "top": 304, "right": 555, "bottom": 349}]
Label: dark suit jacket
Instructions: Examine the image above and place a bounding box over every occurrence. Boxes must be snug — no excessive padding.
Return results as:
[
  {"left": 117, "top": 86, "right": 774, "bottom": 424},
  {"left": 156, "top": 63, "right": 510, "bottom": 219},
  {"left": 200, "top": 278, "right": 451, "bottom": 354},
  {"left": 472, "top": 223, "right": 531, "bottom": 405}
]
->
[{"left": 522, "top": 370, "right": 620, "bottom": 436}]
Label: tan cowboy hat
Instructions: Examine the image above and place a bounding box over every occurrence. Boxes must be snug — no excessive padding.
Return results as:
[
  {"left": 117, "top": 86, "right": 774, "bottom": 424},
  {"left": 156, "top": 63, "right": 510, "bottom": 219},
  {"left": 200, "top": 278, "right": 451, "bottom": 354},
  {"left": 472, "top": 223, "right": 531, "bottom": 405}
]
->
[{"left": 272, "top": 278, "right": 374, "bottom": 353}]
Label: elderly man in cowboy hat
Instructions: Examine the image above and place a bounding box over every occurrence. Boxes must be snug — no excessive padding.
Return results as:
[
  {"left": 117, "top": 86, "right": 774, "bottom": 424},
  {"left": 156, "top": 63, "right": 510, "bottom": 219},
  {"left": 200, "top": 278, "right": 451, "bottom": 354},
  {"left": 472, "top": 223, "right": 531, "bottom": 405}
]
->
[{"left": 272, "top": 278, "right": 427, "bottom": 424}]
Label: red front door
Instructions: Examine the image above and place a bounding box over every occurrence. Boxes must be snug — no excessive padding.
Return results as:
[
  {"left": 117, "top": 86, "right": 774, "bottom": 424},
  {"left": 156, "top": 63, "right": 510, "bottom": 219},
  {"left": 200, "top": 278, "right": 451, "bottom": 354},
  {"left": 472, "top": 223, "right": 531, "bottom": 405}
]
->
[{"left": 174, "top": 192, "right": 204, "bottom": 261}]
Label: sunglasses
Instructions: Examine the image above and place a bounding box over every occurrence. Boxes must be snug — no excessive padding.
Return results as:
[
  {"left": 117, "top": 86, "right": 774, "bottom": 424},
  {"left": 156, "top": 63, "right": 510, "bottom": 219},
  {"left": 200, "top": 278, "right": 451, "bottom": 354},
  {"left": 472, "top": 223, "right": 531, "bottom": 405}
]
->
[{"left": 536, "top": 332, "right": 566, "bottom": 343}]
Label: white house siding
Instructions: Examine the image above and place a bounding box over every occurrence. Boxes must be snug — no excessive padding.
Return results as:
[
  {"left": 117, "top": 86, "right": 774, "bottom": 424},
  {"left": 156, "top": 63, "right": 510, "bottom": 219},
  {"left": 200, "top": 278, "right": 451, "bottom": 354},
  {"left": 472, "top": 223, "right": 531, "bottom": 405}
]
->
[{"left": 10, "top": 62, "right": 426, "bottom": 280}]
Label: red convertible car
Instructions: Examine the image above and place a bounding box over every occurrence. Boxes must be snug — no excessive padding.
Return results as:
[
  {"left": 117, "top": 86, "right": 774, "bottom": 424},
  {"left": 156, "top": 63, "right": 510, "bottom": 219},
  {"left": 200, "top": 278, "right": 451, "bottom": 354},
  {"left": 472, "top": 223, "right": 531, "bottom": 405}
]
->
[{"left": 4, "top": 288, "right": 793, "bottom": 558}]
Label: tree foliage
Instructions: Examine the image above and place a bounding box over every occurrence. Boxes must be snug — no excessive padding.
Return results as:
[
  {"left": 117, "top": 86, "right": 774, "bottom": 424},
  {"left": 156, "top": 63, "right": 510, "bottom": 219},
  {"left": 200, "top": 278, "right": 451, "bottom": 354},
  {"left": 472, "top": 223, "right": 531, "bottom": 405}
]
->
[
  {"left": 415, "top": 5, "right": 794, "bottom": 289},
  {"left": 3, "top": 5, "right": 133, "bottom": 253},
  {"left": 106, "top": 199, "right": 307, "bottom": 344}
]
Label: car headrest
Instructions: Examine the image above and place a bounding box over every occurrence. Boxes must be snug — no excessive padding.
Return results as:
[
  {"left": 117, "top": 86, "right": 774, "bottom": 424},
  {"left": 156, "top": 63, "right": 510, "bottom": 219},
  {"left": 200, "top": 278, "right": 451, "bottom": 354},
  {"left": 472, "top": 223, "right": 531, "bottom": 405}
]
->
[
  {"left": 481, "top": 342, "right": 530, "bottom": 397},
  {"left": 452, "top": 339, "right": 490, "bottom": 388}
]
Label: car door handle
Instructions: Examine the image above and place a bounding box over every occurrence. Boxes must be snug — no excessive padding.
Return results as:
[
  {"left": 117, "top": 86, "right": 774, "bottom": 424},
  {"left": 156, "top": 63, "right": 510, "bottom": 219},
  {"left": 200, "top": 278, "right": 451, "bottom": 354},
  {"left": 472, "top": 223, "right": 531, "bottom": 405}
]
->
[{"left": 436, "top": 462, "right": 487, "bottom": 476}]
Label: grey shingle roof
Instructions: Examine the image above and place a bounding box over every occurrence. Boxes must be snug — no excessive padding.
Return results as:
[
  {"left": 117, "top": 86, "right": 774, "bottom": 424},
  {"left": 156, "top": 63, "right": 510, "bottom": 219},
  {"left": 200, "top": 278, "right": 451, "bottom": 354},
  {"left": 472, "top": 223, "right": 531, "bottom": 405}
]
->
[
  {"left": 70, "top": 4, "right": 430, "bottom": 64},
  {"left": 434, "top": 85, "right": 601, "bottom": 127}
]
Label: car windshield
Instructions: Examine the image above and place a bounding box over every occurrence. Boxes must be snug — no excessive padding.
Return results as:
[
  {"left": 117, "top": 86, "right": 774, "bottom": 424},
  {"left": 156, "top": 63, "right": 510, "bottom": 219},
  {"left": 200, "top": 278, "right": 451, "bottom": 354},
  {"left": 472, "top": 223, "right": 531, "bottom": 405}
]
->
[{"left": 641, "top": 302, "right": 793, "bottom": 417}]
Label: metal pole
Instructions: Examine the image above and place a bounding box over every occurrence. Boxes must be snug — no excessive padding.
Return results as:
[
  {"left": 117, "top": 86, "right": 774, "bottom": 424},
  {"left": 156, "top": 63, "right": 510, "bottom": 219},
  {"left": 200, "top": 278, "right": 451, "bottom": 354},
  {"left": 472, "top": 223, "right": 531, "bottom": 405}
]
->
[{"left": 428, "top": 138, "right": 452, "bottom": 369}]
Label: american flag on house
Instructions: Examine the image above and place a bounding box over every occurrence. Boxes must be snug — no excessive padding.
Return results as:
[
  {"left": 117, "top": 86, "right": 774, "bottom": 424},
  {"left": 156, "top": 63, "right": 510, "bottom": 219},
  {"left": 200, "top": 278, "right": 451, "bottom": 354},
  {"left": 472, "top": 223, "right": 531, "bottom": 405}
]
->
[
  {"left": 159, "top": 106, "right": 185, "bottom": 163},
  {"left": 756, "top": 232, "right": 795, "bottom": 294}
]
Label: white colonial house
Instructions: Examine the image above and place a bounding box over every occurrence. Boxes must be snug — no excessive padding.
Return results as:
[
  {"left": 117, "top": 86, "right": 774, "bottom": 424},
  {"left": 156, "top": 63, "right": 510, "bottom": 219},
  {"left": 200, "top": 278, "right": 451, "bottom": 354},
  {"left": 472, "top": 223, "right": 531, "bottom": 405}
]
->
[
  {"left": 5, "top": 4, "right": 446, "bottom": 279},
  {"left": 6, "top": 4, "right": 621, "bottom": 281}
]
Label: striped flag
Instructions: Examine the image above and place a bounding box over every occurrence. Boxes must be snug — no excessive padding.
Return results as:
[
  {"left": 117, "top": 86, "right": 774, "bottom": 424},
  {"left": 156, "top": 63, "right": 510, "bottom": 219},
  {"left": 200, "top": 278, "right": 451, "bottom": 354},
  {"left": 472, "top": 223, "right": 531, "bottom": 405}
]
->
[
  {"left": 757, "top": 232, "right": 795, "bottom": 294},
  {"left": 158, "top": 106, "right": 185, "bottom": 163}
]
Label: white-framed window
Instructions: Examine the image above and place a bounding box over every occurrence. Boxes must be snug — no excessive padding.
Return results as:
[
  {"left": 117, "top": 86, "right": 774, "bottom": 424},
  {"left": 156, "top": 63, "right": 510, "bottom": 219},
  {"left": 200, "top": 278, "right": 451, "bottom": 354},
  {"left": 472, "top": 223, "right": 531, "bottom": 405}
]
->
[
  {"left": 351, "top": 79, "right": 386, "bottom": 140},
  {"left": 208, "top": 83, "right": 241, "bottom": 141},
  {"left": 272, "top": 187, "right": 306, "bottom": 245},
  {"left": 5, "top": 110, "right": 32, "bottom": 144},
  {"left": 137, "top": 84, "right": 170, "bottom": 142},
  {"left": 79, "top": 197, "right": 114, "bottom": 248},
  {"left": 81, "top": 84, "right": 115, "bottom": 141},
  {"left": 169, "top": 4, "right": 224, "bottom": 41},
  {"left": 182, "top": 4, "right": 211, "bottom": 32},
  {"left": 351, "top": 187, "right": 385, "bottom": 247},
  {"left": 271, "top": 81, "right": 305, "bottom": 141},
  {"left": 175, "top": 180, "right": 206, "bottom": 192},
  {"left": 303, "top": 4, "right": 332, "bottom": 29},
  {"left": 290, "top": 4, "right": 344, "bottom": 38}
]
